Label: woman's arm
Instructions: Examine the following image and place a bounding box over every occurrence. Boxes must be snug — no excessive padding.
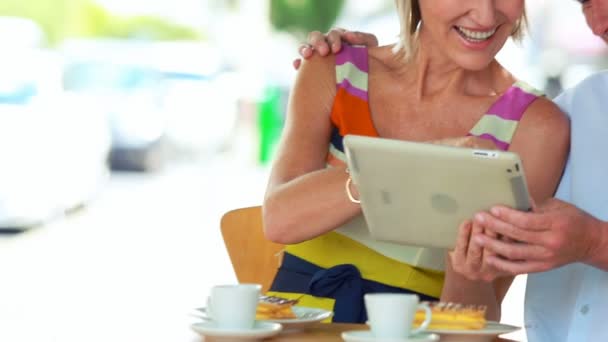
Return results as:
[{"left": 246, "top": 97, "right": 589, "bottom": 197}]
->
[
  {"left": 441, "top": 256, "right": 512, "bottom": 321},
  {"left": 263, "top": 55, "right": 362, "bottom": 245}
]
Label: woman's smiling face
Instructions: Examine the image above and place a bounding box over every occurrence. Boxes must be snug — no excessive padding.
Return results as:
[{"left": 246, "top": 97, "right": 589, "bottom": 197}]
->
[{"left": 417, "top": 0, "right": 525, "bottom": 70}]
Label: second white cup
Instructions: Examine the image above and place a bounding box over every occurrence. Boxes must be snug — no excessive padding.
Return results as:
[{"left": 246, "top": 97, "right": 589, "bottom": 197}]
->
[
  {"left": 207, "top": 283, "right": 261, "bottom": 330},
  {"left": 364, "top": 293, "right": 432, "bottom": 338}
]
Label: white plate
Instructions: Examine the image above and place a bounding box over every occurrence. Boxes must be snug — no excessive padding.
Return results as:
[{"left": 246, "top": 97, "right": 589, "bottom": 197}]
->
[
  {"left": 190, "top": 321, "right": 282, "bottom": 340},
  {"left": 341, "top": 330, "right": 440, "bottom": 342},
  {"left": 268, "top": 306, "right": 333, "bottom": 327},
  {"left": 194, "top": 306, "right": 333, "bottom": 329},
  {"left": 428, "top": 321, "right": 520, "bottom": 342}
]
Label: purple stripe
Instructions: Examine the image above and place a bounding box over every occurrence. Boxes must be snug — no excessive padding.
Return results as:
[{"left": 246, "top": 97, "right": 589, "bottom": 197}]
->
[
  {"left": 335, "top": 45, "right": 369, "bottom": 72},
  {"left": 471, "top": 133, "right": 510, "bottom": 151},
  {"left": 486, "top": 86, "right": 539, "bottom": 121},
  {"left": 337, "top": 79, "right": 368, "bottom": 101}
]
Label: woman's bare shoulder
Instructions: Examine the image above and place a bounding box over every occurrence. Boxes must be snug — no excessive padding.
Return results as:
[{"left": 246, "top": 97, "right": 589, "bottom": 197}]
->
[
  {"left": 510, "top": 94, "right": 570, "bottom": 201},
  {"left": 522, "top": 96, "right": 570, "bottom": 134},
  {"left": 511, "top": 95, "right": 570, "bottom": 158},
  {"left": 367, "top": 45, "right": 406, "bottom": 72}
]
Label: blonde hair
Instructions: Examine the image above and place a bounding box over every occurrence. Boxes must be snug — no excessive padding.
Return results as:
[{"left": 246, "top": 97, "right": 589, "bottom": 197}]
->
[{"left": 393, "top": 0, "right": 527, "bottom": 61}]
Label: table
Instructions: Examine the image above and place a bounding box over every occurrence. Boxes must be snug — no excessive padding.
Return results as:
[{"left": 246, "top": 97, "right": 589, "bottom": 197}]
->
[{"left": 202, "top": 323, "right": 518, "bottom": 341}]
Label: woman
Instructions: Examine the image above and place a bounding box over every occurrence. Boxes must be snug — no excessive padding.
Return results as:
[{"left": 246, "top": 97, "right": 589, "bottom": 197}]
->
[{"left": 263, "top": 0, "right": 569, "bottom": 323}]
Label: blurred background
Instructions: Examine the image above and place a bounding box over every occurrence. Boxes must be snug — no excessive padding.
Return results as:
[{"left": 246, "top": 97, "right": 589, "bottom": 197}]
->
[{"left": 0, "top": 0, "right": 605, "bottom": 341}]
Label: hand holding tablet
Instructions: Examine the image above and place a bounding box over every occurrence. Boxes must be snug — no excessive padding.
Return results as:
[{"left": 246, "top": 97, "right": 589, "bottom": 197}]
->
[{"left": 344, "top": 135, "right": 531, "bottom": 249}]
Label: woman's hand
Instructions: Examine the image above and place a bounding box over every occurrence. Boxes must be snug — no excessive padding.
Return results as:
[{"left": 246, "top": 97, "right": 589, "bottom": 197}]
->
[
  {"left": 443, "top": 219, "right": 513, "bottom": 321},
  {"left": 449, "top": 220, "right": 509, "bottom": 282},
  {"left": 293, "top": 28, "right": 379, "bottom": 69},
  {"left": 431, "top": 136, "right": 498, "bottom": 150}
]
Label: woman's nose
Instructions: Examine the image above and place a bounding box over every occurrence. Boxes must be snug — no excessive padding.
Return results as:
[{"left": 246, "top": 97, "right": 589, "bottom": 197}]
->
[{"left": 469, "top": 0, "right": 498, "bottom": 27}]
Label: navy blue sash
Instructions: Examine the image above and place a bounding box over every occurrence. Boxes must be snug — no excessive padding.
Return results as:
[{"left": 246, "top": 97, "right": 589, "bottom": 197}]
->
[{"left": 270, "top": 252, "right": 438, "bottom": 323}]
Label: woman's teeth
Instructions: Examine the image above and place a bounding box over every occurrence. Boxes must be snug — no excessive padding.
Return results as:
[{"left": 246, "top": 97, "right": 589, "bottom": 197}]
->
[{"left": 456, "top": 26, "right": 497, "bottom": 42}]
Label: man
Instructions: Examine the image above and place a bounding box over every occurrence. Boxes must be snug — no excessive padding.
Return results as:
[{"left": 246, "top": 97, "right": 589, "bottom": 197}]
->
[
  {"left": 296, "top": 0, "right": 607, "bottom": 340},
  {"left": 472, "top": 1, "right": 608, "bottom": 339}
]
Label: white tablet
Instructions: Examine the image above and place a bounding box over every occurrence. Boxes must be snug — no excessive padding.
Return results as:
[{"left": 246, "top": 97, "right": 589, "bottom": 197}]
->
[{"left": 343, "top": 135, "right": 531, "bottom": 249}]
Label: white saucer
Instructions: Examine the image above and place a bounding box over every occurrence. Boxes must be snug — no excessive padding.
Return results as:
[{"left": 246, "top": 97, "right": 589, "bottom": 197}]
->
[
  {"left": 429, "top": 321, "right": 520, "bottom": 342},
  {"left": 341, "top": 330, "right": 440, "bottom": 342},
  {"left": 194, "top": 306, "right": 333, "bottom": 330},
  {"left": 429, "top": 321, "right": 519, "bottom": 335},
  {"left": 191, "top": 321, "right": 282, "bottom": 340}
]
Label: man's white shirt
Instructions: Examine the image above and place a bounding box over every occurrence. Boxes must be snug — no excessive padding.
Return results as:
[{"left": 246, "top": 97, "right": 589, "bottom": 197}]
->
[{"left": 524, "top": 71, "right": 608, "bottom": 342}]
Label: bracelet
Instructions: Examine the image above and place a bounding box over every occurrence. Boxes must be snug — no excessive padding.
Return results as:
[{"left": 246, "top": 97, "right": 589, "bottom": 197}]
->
[{"left": 345, "top": 169, "right": 360, "bottom": 204}]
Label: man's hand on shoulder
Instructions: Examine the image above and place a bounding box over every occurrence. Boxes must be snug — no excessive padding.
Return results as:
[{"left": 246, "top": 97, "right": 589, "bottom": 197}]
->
[{"left": 293, "top": 28, "right": 379, "bottom": 70}]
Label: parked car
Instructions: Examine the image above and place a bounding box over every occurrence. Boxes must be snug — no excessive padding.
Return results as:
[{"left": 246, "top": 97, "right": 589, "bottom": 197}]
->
[
  {"left": 61, "top": 39, "right": 235, "bottom": 170},
  {"left": 0, "top": 18, "right": 111, "bottom": 229},
  {"left": 61, "top": 40, "right": 167, "bottom": 171}
]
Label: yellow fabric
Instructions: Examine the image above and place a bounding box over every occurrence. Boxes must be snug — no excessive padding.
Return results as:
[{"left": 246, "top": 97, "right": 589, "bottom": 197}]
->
[
  {"left": 285, "top": 232, "right": 444, "bottom": 298},
  {"left": 469, "top": 115, "right": 519, "bottom": 143},
  {"left": 269, "top": 46, "right": 444, "bottom": 316}
]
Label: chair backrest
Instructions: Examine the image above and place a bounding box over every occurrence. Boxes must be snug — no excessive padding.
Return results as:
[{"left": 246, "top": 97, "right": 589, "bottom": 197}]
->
[{"left": 220, "top": 206, "right": 284, "bottom": 293}]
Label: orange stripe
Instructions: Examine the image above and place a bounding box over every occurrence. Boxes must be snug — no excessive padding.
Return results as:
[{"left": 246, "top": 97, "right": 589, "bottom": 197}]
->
[{"left": 331, "top": 89, "right": 377, "bottom": 137}]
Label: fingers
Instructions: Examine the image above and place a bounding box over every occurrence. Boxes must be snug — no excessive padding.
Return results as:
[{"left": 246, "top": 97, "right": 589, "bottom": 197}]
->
[
  {"left": 292, "top": 58, "right": 302, "bottom": 70},
  {"left": 485, "top": 256, "right": 551, "bottom": 275},
  {"left": 451, "top": 220, "right": 506, "bottom": 282},
  {"left": 475, "top": 234, "right": 549, "bottom": 261},
  {"left": 469, "top": 136, "right": 498, "bottom": 150},
  {"left": 302, "top": 28, "right": 380, "bottom": 59},
  {"left": 342, "top": 31, "right": 379, "bottom": 47},
  {"left": 489, "top": 206, "right": 548, "bottom": 231},
  {"left": 326, "top": 28, "right": 346, "bottom": 53},
  {"left": 468, "top": 221, "right": 484, "bottom": 270},
  {"left": 474, "top": 212, "right": 539, "bottom": 243},
  {"left": 453, "top": 220, "right": 472, "bottom": 262},
  {"left": 483, "top": 227, "right": 498, "bottom": 257},
  {"left": 307, "top": 31, "right": 331, "bottom": 55},
  {"left": 298, "top": 44, "right": 314, "bottom": 59}
]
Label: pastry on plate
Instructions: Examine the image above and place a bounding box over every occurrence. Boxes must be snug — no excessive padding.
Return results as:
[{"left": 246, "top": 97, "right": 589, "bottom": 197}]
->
[
  {"left": 414, "top": 302, "right": 487, "bottom": 330},
  {"left": 256, "top": 295, "right": 299, "bottom": 320}
]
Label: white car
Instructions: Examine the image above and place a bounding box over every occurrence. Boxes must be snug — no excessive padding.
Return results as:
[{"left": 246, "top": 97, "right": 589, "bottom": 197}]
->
[{"left": 0, "top": 18, "right": 111, "bottom": 229}]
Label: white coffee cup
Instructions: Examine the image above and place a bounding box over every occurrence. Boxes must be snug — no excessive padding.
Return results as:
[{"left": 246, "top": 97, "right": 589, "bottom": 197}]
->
[
  {"left": 207, "top": 283, "right": 261, "bottom": 329},
  {"left": 364, "top": 293, "right": 432, "bottom": 338}
]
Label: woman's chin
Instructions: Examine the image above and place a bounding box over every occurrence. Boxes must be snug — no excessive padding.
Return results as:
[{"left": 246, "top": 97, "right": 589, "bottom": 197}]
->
[{"left": 453, "top": 56, "right": 495, "bottom": 72}]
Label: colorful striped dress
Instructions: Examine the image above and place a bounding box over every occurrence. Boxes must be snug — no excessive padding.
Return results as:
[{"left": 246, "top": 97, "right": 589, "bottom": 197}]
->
[{"left": 268, "top": 45, "right": 544, "bottom": 323}]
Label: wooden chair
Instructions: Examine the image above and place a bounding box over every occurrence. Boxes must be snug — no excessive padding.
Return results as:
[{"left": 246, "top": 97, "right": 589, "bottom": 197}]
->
[{"left": 220, "top": 206, "right": 284, "bottom": 293}]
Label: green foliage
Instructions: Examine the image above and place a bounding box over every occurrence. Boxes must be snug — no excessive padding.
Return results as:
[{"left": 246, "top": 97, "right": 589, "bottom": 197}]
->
[
  {"left": 0, "top": 0, "right": 201, "bottom": 45},
  {"left": 0, "top": 0, "right": 80, "bottom": 45},
  {"left": 270, "top": 0, "right": 345, "bottom": 39},
  {"left": 78, "top": 2, "right": 201, "bottom": 41}
]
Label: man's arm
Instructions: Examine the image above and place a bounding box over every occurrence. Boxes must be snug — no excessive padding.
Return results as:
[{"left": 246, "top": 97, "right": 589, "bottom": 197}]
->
[
  {"left": 585, "top": 219, "right": 608, "bottom": 271},
  {"left": 473, "top": 199, "right": 608, "bottom": 274}
]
